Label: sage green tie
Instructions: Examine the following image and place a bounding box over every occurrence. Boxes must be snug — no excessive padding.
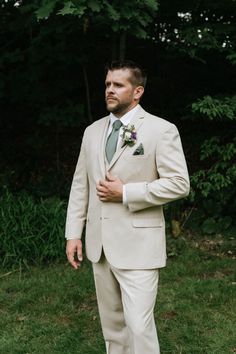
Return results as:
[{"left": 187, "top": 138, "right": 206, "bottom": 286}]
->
[{"left": 105, "top": 120, "right": 123, "bottom": 163}]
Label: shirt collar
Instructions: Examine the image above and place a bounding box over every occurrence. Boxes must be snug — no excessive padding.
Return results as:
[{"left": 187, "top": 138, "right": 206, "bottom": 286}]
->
[{"left": 109, "top": 104, "right": 140, "bottom": 126}]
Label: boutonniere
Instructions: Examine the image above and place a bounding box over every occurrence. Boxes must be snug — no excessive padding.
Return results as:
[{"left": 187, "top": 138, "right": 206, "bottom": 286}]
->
[{"left": 121, "top": 124, "right": 137, "bottom": 147}]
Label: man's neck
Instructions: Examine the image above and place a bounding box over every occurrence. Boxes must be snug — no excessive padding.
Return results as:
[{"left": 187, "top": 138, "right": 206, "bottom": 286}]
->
[
  {"left": 109, "top": 105, "right": 140, "bottom": 128},
  {"left": 112, "top": 103, "right": 139, "bottom": 119}
]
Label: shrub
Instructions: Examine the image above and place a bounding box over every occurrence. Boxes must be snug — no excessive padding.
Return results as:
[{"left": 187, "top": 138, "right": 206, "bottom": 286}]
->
[
  {"left": 186, "top": 95, "right": 236, "bottom": 234},
  {"left": 0, "top": 189, "right": 67, "bottom": 268}
]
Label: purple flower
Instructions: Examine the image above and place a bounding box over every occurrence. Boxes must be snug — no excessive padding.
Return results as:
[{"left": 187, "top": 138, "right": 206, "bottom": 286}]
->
[
  {"left": 131, "top": 132, "right": 137, "bottom": 139},
  {"left": 121, "top": 124, "right": 137, "bottom": 147}
]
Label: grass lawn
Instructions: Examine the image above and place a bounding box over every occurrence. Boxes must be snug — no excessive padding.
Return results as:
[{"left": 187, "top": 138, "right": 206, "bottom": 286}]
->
[{"left": 0, "top": 234, "right": 235, "bottom": 354}]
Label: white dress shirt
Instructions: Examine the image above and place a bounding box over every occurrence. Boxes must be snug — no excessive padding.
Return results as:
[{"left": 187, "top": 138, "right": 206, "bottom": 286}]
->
[{"left": 107, "top": 104, "right": 140, "bottom": 146}]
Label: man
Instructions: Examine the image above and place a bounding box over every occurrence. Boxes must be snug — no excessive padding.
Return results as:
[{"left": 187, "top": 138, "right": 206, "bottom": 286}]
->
[{"left": 65, "top": 60, "right": 190, "bottom": 354}]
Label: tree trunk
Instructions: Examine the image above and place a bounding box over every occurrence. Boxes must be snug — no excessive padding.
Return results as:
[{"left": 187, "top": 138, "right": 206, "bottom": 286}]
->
[
  {"left": 119, "top": 32, "right": 126, "bottom": 60},
  {"left": 111, "top": 33, "right": 118, "bottom": 60},
  {"left": 82, "top": 64, "right": 93, "bottom": 124}
]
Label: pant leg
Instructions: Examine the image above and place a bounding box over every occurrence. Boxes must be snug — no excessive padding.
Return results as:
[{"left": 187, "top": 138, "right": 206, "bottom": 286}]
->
[
  {"left": 92, "top": 254, "right": 130, "bottom": 354},
  {"left": 111, "top": 266, "right": 160, "bottom": 354}
]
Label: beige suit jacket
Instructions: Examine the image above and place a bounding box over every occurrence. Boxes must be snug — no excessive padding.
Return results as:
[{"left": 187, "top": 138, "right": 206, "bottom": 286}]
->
[{"left": 65, "top": 106, "right": 190, "bottom": 269}]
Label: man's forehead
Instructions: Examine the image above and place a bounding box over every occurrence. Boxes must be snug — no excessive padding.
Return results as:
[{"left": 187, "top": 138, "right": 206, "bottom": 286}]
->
[{"left": 105, "top": 68, "right": 132, "bottom": 81}]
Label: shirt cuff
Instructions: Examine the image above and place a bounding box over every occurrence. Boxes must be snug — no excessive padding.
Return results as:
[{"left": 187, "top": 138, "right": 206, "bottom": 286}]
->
[
  {"left": 123, "top": 185, "right": 128, "bottom": 206},
  {"left": 66, "top": 237, "right": 81, "bottom": 240}
]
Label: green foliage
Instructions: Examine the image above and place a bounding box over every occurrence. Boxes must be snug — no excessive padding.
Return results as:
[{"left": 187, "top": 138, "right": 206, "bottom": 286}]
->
[
  {"left": 189, "top": 136, "right": 236, "bottom": 233},
  {"left": 227, "top": 52, "right": 236, "bottom": 65},
  {"left": 0, "top": 190, "right": 66, "bottom": 268},
  {"left": 35, "top": 0, "right": 58, "bottom": 18},
  {"left": 36, "top": 0, "right": 158, "bottom": 38},
  {"left": 192, "top": 95, "right": 236, "bottom": 120},
  {"left": 187, "top": 93, "right": 236, "bottom": 233},
  {"left": 191, "top": 137, "right": 236, "bottom": 197},
  {"left": 201, "top": 215, "right": 233, "bottom": 234},
  {"left": 190, "top": 93, "right": 236, "bottom": 203},
  {"left": 58, "top": 1, "right": 79, "bottom": 16},
  {"left": 159, "top": 0, "right": 236, "bottom": 63}
]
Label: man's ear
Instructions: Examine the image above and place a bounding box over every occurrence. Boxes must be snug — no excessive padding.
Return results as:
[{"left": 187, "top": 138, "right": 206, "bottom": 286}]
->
[{"left": 134, "top": 86, "right": 144, "bottom": 101}]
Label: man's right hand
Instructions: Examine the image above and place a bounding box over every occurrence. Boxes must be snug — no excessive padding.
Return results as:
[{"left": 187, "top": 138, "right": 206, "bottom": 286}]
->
[{"left": 66, "top": 239, "right": 83, "bottom": 269}]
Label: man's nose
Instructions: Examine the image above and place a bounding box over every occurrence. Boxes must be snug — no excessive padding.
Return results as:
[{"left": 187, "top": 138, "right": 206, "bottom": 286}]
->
[{"left": 106, "top": 84, "right": 115, "bottom": 94}]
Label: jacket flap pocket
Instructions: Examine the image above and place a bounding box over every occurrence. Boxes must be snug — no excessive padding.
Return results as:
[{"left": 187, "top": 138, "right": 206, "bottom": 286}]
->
[{"left": 132, "top": 218, "right": 163, "bottom": 228}]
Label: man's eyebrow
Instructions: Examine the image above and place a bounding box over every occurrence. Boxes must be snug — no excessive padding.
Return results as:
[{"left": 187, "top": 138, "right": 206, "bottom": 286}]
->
[{"left": 105, "top": 80, "right": 124, "bottom": 85}]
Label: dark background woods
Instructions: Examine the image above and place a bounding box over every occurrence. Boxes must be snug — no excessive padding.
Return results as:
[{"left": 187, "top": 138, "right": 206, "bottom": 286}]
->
[{"left": 0, "top": 0, "right": 236, "bottom": 245}]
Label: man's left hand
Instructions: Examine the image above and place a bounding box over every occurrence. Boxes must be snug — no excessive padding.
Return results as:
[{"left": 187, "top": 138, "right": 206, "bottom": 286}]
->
[{"left": 96, "top": 172, "right": 123, "bottom": 202}]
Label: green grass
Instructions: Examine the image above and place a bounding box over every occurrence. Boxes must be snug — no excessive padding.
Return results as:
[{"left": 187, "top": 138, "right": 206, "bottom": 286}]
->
[{"left": 0, "top": 235, "right": 235, "bottom": 354}]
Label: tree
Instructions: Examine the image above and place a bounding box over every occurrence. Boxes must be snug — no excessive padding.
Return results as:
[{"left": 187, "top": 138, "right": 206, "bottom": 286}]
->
[
  {"left": 1, "top": 0, "right": 235, "bottom": 235},
  {"left": 34, "top": 0, "right": 158, "bottom": 121},
  {"left": 35, "top": 0, "right": 158, "bottom": 59}
]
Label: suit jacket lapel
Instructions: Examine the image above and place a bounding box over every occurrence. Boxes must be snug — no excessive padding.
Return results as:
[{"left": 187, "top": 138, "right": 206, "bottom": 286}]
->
[
  {"left": 107, "top": 107, "right": 146, "bottom": 171},
  {"left": 99, "top": 116, "right": 110, "bottom": 176}
]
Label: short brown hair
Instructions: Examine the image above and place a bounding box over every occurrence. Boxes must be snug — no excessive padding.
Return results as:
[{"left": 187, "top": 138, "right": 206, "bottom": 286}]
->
[{"left": 105, "top": 60, "right": 147, "bottom": 88}]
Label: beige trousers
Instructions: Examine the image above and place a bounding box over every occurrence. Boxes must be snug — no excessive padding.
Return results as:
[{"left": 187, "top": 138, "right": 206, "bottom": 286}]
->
[{"left": 92, "top": 253, "right": 160, "bottom": 354}]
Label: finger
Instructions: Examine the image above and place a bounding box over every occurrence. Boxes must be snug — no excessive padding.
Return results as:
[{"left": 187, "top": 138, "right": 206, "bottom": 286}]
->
[
  {"left": 77, "top": 251, "right": 83, "bottom": 262},
  {"left": 67, "top": 252, "right": 79, "bottom": 269},
  {"left": 97, "top": 188, "right": 109, "bottom": 197},
  {"left": 96, "top": 183, "right": 107, "bottom": 191},
  {"left": 98, "top": 195, "right": 109, "bottom": 201},
  {"left": 99, "top": 196, "right": 109, "bottom": 202},
  {"left": 97, "top": 189, "right": 106, "bottom": 197},
  {"left": 96, "top": 185, "right": 103, "bottom": 192},
  {"left": 99, "top": 181, "right": 109, "bottom": 188},
  {"left": 97, "top": 192, "right": 109, "bottom": 200},
  {"left": 98, "top": 179, "right": 107, "bottom": 186},
  {"left": 96, "top": 182, "right": 103, "bottom": 191},
  {"left": 106, "top": 172, "right": 116, "bottom": 181}
]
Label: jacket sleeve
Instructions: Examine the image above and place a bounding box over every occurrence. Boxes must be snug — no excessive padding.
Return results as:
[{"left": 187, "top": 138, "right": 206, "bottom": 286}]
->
[
  {"left": 65, "top": 134, "right": 89, "bottom": 239},
  {"left": 125, "top": 124, "right": 190, "bottom": 212}
]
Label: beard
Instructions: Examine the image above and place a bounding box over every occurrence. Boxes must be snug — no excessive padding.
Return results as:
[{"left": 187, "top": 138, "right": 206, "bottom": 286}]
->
[{"left": 106, "top": 99, "right": 132, "bottom": 116}]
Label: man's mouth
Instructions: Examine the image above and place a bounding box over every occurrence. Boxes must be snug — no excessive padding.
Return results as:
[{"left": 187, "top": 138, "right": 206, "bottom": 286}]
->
[{"left": 106, "top": 97, "right": 117, "bottom": 101}]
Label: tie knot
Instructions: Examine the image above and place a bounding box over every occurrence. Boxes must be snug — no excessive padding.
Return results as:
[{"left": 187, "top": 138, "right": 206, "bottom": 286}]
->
[{"left": 113, "top": 120, "right": 123, "bottom": 131}]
